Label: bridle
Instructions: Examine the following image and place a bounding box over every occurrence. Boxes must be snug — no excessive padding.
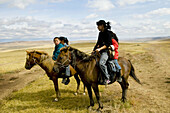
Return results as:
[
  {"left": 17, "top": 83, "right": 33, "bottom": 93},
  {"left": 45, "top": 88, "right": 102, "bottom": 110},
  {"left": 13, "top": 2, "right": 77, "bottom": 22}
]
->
[
  {"left": 26, "top": 52, "right": 39, "bottom": 67},
  {"left": 55, "top": 50, "right": 71, "bottom": 68}
]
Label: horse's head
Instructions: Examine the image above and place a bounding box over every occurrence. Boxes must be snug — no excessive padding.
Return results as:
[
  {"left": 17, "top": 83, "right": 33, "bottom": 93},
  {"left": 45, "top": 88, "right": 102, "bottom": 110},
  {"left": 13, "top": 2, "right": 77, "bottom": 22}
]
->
[
  {"left": 56, "top": 46, "right": 90, "bottom": 67},
  {"left": 56, "top": 46, "right": 72, "bottom": 67},
  {"left": 25, "top": 50, "right": 49, "bottom": 69}
]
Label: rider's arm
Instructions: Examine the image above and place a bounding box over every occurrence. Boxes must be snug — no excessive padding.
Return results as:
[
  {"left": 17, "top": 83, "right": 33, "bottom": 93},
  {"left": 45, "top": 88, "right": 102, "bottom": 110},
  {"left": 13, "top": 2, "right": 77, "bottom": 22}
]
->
[
  {"left": 93, "top": 36, "right": 100, "bottom": 51},
  {"left": 96, "top": 45, "right": 107, "bottom": 52}
]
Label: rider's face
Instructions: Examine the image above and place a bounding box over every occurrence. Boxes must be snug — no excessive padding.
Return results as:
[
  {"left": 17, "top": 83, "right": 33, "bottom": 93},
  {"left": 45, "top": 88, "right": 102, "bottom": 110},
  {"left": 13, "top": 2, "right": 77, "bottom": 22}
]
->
[
  {"left": 54, "top": 38, "right": 60, "bottom": 45},
  {"left": 97, "top": 25, "right": 104, "bottom": 32}
]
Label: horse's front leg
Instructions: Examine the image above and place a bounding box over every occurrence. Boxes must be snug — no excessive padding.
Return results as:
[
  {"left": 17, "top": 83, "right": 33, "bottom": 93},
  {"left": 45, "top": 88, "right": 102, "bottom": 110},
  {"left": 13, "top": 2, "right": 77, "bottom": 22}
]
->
[
  {"left": 52, "top": 77, "right": 60, "bottom": 102},
  {"left": 73, "top": 73, "right": 80, "bottom": 96},
  {"left": 92, "top": 83, "right": 103, "bottom": 111},
  {"left": 83, "top": 84, "right": 86, "bottom": 95}
]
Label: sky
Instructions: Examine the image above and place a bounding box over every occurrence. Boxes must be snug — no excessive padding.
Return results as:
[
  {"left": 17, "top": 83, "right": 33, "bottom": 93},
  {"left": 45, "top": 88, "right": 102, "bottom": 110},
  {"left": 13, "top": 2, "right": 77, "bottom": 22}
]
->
[{"left": 0, "top": 0, "right": 170, "bottom": 42}]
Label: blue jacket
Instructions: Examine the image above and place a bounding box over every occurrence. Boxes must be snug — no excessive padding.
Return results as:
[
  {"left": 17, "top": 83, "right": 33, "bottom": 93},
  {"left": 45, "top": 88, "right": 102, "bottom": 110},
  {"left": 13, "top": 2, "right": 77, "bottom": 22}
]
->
[{"left": 52, "top": 43, "right": 64, "bottom": 60}]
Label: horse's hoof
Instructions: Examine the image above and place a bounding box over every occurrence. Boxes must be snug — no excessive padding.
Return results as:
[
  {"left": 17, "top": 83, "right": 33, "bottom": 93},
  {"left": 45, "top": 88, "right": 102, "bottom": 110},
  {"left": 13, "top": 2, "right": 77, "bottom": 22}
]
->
[
  {"left": 53, "top": 98, "right": 59, "bottom": 102},
  {"left": 87, "top": 106, "right": 93, "bottom": 111},
  {"left": 74, "top": 92, "right": 78, "bottom": 96},
  {"left": 96, "top": 108, "right": 102, "bottom": 113},
  {"left": 83, "top": 92, "right": 86, "bottom": 95},
  {"left": 121, "top": 98, "right": 127, "bottom": 103}
]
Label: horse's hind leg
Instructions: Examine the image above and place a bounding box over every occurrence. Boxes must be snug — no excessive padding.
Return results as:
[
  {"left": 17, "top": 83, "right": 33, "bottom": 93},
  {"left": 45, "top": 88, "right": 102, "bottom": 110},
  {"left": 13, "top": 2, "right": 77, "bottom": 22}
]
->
[
  {"left": 74, "top": 73, "right": 80, "bottom": 95},
  {"left": 119, "top": 77, "right": 129, "bottom": 102},
  {"left": 92, "top": 83, "right": 103, "bottom": 110},
  {"left": 86, "top": 85, "right": 94, "bottom": 108}
]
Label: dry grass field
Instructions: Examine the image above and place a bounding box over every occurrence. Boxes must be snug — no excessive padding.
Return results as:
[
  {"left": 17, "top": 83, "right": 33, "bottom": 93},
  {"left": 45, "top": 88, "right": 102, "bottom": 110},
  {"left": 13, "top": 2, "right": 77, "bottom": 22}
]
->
[{"left": 0, "top": 40, "right": 170, "bottom": 113}]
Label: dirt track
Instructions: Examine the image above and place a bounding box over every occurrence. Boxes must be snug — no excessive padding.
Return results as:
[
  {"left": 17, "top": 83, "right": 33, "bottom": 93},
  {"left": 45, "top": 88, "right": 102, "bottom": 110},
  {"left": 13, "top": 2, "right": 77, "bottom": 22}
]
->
[
  {"left": 0, "top": 66, "right": 44, "bottom": 100},
  {"left": 0, "top": 42, "right": 169, "bottom": 112}
]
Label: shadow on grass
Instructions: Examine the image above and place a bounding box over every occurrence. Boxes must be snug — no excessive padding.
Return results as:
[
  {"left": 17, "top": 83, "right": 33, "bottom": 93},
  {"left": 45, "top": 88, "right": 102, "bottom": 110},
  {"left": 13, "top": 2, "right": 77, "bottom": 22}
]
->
[
  {"left": 8, "top": 88, "right": 89, "bottom": 111},
  {"left": 165, "top": 77, "right": 170, "bottom": 84}
]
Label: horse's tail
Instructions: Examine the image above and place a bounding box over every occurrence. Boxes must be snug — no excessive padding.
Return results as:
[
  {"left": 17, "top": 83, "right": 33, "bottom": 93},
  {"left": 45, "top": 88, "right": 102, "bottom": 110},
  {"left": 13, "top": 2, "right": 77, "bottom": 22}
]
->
[{"left": 128, "top": 60, "right": 142, "bottom": 84}]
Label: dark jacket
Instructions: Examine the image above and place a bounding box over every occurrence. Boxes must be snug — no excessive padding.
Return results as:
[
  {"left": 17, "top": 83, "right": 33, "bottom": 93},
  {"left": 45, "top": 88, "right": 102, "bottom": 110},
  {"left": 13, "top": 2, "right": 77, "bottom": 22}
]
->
[
  {"left": 52, "top": 43, "right": 64, "bottom": 60},
  {"left": 109, "top": 31, "right": 119, "bottom": 44},
  {"left": 93, "top": 29, "right": 112, "bottom": 53}
]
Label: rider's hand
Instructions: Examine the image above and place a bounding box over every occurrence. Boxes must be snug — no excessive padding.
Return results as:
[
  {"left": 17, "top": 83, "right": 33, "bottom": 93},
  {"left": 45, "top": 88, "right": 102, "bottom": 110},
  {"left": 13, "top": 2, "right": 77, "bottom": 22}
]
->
[{"left": 96, "top": 48, "right": 100, "bottom": 52}]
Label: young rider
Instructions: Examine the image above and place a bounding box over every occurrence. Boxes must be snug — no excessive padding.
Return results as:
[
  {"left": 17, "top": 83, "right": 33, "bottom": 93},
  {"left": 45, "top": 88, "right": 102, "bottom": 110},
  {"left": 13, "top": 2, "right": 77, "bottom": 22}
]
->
[
  {"left": 59, "top": 36, "right": 71, "bottom": 85},
  {"left": 52, "top": 37, "right": 64, "bottom": 61},
  {"left": 110, "top": 37, "right": 122, "bottom": 82}
]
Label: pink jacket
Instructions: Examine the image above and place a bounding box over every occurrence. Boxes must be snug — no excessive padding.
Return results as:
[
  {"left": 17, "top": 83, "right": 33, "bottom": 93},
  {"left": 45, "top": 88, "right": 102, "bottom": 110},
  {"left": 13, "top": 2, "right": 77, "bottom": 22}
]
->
[{"left": 112, "top": 39, "right": 119, "bottom": 59}]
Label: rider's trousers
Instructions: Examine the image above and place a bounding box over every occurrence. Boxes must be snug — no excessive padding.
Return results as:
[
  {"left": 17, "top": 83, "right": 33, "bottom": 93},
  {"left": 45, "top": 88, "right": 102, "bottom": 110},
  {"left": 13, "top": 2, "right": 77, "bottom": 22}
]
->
[{"left": 99, "top": 52, "right": 110, "bottom": 80}]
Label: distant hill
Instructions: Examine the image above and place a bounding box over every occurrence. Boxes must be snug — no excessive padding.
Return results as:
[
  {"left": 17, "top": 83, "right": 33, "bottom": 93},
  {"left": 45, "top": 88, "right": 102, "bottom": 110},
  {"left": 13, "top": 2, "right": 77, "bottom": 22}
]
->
[{"left": 122, "top": 36, "right": 170, "bottom": 42}]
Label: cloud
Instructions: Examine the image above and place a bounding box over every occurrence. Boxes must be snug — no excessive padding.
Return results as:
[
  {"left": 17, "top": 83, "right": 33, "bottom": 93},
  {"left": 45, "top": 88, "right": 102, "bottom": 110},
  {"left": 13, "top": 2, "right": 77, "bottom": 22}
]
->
[
  {"left": 163, "top": 22, "right": 170, "bottom": 29},
  {"left": 44, "top": 0, "right": 71, "bottom": 3},
  {"left": 1, "top": 16, "right": 170, "bottom": 41},
  {"left": 133, "top": 8, "right": 170, "bottom": 19},
  {"left": 86, "top": 14, "right": 98, "bottom": 19},
  {"left": 0, "top": 0, "right": 36, "bottom": 9},
  {"left": 0, "top": 0, "right": 71, "bottom": 9},
  {"left": 117, "top": 0, "right": 155, "bottom": 6},
  {"left": 0, "top": 16, "right": 98, "bottom": 41},
  {"left": 87, "top": 0, "right": 115, "bottom": 11}
]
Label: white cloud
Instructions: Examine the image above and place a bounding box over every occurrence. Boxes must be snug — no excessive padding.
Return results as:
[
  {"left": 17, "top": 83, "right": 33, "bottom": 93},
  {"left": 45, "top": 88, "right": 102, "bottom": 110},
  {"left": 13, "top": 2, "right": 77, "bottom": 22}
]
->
[
  {"left": 0, "top": 0, "right": 70, "bottom": 9},
  {"left": 0, "top": 0, "right": 36, "bottom": 9},
  {"left": 44, "top": 0, "right": 71, "bottom": 3},
  {"left": 163, "top": 22, "right": 170, "bottom": 29},
  {"left": 0, "top": 16, "right": 170, "bottom": 41},
  {"left": 87, "top": 0, "right": 115, "bottom": 11},
  {"left": 86, "top": 14, "right": 98, "bottom": 19},
  {"left": 134, "top": 8, "right": 170, "bottom": 19},
  {"left": 0, "top": 16, "right": 98, "bottom": 41},
  {"left": 117, "top": 0, "right": 155, "bottom": 6}
]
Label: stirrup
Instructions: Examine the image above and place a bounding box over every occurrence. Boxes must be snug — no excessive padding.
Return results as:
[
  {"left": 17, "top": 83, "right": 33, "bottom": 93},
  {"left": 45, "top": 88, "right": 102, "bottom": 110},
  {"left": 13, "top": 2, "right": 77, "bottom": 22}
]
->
[{"left": 117, "top": 77, "right": 122, "bottom": 82}]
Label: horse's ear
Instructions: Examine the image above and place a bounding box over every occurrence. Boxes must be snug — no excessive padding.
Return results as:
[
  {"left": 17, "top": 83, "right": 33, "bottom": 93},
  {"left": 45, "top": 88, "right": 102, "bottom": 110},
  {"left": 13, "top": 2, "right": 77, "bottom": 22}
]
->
[
  {"left": 26, "top": 50, "right": 30, "bottom": 54},
  {"left": 68, "top": 46, "right": 74, "bottom": 51},
  {"left": 67, "top": 46, "right": 71, "bottom": 51}
]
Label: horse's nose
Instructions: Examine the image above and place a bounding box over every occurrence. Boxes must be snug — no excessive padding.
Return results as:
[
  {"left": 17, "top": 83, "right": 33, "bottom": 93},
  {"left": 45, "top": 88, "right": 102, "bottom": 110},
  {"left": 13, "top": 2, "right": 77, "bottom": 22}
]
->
[{"left": 25, "top": 65, "right": 31, "bottom": 70}]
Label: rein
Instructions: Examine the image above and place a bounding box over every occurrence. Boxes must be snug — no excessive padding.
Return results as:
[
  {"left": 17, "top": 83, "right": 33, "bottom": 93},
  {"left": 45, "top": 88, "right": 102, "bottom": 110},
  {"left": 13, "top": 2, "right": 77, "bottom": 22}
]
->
[
  {"left": 56, "top": 51, "right": 71, "bottom": 68},
  {"left": 32, "top": 52, "right": 39, "bottom": 65}
]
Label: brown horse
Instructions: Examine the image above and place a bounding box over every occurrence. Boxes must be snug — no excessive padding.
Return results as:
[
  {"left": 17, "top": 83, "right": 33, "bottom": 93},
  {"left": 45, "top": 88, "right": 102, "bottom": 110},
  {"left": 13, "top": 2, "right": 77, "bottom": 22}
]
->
[
  {"left": 25, "top": 50, "right": 85, "bottom": 102},
  {"left": 55, "top": 46, "right": 141, "bottom": 110}
]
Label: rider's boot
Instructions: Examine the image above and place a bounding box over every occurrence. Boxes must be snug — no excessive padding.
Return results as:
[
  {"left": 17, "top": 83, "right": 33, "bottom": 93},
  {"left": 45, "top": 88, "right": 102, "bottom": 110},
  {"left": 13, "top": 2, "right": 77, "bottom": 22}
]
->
[
  {"left": 117, "top": 69, "right": 122, "bottom": 82},
  {"left": 64, "top": 77, "right": 70, "bottom": 85},
  {"left": 62, "top": 78, "right": 66, "bottom": 84}
]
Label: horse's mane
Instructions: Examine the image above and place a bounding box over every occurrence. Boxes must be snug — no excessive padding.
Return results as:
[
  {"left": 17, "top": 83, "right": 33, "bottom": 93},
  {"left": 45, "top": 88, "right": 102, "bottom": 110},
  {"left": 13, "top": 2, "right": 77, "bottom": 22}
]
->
[
  {"left": 61, "top": 46, "right": 97, "bottom": 62},
  {"left": 28, "top": 50, "right": 50, "bottom": 62},
  {"left": 29, "top": 50, "right": 49, "bottom": 56}
]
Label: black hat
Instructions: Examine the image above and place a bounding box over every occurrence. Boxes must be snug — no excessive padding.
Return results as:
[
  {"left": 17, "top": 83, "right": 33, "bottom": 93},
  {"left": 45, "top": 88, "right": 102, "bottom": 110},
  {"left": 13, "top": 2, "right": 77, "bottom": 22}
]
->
[{"left": 96, "top": 20, "right": 106, "bottom": 26}]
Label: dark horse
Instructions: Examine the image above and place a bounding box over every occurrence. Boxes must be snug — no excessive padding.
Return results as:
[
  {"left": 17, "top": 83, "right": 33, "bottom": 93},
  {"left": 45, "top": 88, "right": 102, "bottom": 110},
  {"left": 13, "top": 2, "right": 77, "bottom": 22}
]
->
[
  {"left": 55, "top": 46, "right": 141, "bottom": 110},
  {"left": 25, "top": 50, "right": 84, "bottom": 102}
]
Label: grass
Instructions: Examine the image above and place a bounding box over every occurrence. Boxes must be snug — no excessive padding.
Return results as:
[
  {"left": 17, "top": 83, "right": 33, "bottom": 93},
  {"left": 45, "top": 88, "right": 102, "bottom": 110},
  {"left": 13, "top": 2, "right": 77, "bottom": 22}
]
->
[
  {"left": 119, "top": 43, "right": 147, "bottom": 55},
  {"left": 0, "top": 48, "right": 53, "bottom": 75},
  {"left": 0, "top": 42, "right": 149, "bottom": 113},
  {"left": 0, "top": 76, "right": 91, "bottom": 113},
  {"left": 0, "top": 43, "right": 94, "bottom": 75}
]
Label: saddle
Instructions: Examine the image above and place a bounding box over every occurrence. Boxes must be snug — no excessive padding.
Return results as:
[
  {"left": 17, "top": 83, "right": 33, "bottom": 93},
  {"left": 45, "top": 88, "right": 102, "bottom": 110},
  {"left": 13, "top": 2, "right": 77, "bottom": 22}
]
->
[{"left": 98, "top": 59, "right": 118, "bottom": 85}]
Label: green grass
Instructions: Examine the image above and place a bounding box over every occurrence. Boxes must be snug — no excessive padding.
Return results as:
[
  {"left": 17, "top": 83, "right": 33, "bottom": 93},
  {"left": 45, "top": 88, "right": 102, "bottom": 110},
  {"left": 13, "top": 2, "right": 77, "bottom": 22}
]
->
[
  {"left": 0, "top": 75, "right": 101, "bottom": 113},
  {"left": 0, "top": 43, "right": 94, "bottom": 75},
  {"left": 1, "top": 42, "right": 147, "bottom": 113},
  {"left": 119, "top": 43, "right": 147, "bottom": 55},
  {"left": 0, "top": 48, "right": 53, "bottom": 75}
]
